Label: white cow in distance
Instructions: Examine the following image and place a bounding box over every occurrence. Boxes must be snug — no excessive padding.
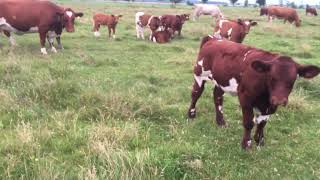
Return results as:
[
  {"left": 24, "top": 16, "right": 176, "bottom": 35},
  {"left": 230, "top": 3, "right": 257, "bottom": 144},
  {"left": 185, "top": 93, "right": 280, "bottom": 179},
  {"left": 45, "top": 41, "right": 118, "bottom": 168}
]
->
[{"left": 193, "top": 4, "right": 224, "bottom": 21}]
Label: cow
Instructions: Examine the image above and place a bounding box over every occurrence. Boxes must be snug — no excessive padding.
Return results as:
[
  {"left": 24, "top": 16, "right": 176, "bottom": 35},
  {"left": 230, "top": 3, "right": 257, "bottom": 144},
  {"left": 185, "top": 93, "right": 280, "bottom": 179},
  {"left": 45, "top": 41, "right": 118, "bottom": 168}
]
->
[
  {"left": 160, "top": 14, "right": 190, "bottom": 36},
  {"left": 260, "top": 7, "right": 268, "bottom": 16},
  {"left": 0, "top": 0, "right": 83, "bottom": 55},
  {"left": 193, "top": 4, "right": 224, "bottom": 21},
  {"left": 267, "top": 6, "right": 301, "bottom": 27},
  {"left": 135, "top": 12, "right": 162, "bottom": 40},
  {"left": 92, "top": 13, "right": 122, "bottom": 39},
  {"left": 187, "top": 36, "right": 320, "bottom": 150},
  {"left": 214, "top": 19, "right": 257, "bottom": 43},
  {"left": 151, "top": 29, "right": 172, "bottom": 43},
  {"left": 306, "top": 6, "right": 318, "bottom": 16}
]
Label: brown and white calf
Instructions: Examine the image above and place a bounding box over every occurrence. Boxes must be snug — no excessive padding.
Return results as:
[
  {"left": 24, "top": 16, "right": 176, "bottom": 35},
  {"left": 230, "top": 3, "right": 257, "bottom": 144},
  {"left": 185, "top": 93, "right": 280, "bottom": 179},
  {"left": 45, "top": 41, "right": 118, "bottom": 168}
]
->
[
  {"left": 160, "top": 14, "right": 189, "bottom": 36},
  {"left": 214, "top": 19, "right": 257, "bottom": 43},
  {"left": 267, "top": 6, "right": 301, "bottom": 27},
  {"left": 135, "top": 12, "right": 162, "bottom": 40},
  {"left": 306, "top": 7, "right": 318, "bottom": 16},
  {"left": 0, "top": 0, "right": 83, "bottom": 54},
  {"left": 151, "top": 29, "right": 172, "bottom": 43},
  {"left": 187, "top": 36, "right": 320, "bottom": 150},
  {"left": 92, "top": 13, "right": 122, "bottom": 39}
]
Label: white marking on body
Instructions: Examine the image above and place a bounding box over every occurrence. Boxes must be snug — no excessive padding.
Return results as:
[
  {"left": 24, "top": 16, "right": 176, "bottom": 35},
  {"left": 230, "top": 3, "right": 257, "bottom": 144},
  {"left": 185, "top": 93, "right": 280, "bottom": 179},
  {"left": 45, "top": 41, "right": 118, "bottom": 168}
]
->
[
  {"left": 28, "top": 26, "right": 39, "bottom": 33},
  {"left": 94, "top": 31, "right": 101, "bottom": 37},
  {"left": 41, "top": 48, "right": 48, "bottom": 55},
  {"left": 218, "top": 105, "right": 223, "bottom": 113},
  {"left": 255, "top": 115, "right": 270, "bottom": 124},
  {"left": 247, "top": 140, "right": 252, "bottom": 146},
  {"left": 147, "top": 16, "right": 154, "bottom": 27},
  {"left": 219, "top": 19, "right": 228, "bottom": 28},
  {"left": 220, "top": 78, "right": 238, "bottom": 96},
  {"left": 9, "top": 36, "right": 16, "bottom": 46},
  {"left": 66, "top": 11, "right": 73, "bottom": 18},
  {"left": 243, "top": 50, "right": 252, "bottom": 62},
  {"left": 227, "top": 28, "right": 232, "bottom": 39},
  {"left": 190, "top": 109, "right": 196, "bottom": 113},
  {"left": 152, "top": 36, "right": 157, "bottom": 43},
  {"left": 51, "top": 47, "right": 57, "bottom": 53}
]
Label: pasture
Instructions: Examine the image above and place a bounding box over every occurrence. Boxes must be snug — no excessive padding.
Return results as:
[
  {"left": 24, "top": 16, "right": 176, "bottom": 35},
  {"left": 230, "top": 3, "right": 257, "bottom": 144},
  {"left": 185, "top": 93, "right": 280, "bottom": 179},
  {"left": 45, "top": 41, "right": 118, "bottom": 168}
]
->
[{"left": 0, "top": 2, "right": 320, "bottom": 179}]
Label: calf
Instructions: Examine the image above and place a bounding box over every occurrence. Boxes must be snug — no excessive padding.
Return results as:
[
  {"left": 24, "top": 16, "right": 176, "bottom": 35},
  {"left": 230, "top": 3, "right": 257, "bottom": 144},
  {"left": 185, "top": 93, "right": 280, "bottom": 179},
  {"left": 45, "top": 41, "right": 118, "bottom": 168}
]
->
[
  {"left": 161, "top": 14, "right": 189, "bottom": 36},
  {"left": 306, "top": 7, "right": 318, "bottom": 16},
  {"left": 151, "top": 29, "right": 172, "bottom": 43},
  {"left": 214, "top": 19, "right": 257, "bottom": 43},
  {"left": 267, "top": 6, "right": 301, "bottom": 27},
  {"left": 92, "top": 13, "right": 122, "bottom": 39},
  {"left": 193, "top": 4, "right": 224, "bottom": 21},
  {"left": 0, "top": 0, "right": 83, "bottom": 54},
  {"left": 135, "top": 12, "right": 162, "bottom": 40},
  {"left": 187, "top": 36, "right": 320, "bottom": 150}
]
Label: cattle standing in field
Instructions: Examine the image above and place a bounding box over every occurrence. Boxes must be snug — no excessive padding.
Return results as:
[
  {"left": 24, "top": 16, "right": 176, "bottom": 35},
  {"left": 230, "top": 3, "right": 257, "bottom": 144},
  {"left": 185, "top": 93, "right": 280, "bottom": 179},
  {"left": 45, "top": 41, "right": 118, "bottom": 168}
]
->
[
  {"left": 92, "top": 13, "right": 122, "bottom": 39},
  {"left": 160, "top": 14, "right": 189, "bottom": 36},
  {"left": 135, "top": 12, "right": 162, "bottom": 40},
  {"left": 193, "top": 4, "right": 224, "bottom": 21},
  {"left": 187, "top": 36, "right": 320, "bottom": 150},
  {"left": 0, "top": 0, "right": 83, "bottom": 55},
  {"left": 151, "top": 29, "right": 172, "bottom": 43},
  {"left": 267, "top": 6, "right": 301, "bottom": 27},
  {"left": 306, "top": 7, "right": 318, "bottom": 16},
  {"left": 214, "top": 19, "right": 257, "bottom": 43},
  {"left": 260, "top": 7, "right": 268, "bottom": 16}
]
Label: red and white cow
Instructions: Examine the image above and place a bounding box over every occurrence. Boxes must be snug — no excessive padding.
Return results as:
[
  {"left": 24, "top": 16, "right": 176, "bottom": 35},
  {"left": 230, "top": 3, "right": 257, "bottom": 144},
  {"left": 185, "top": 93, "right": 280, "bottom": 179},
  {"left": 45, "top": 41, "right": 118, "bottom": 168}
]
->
[
  {"left": 160, "top": 14, "right": 190, "bottom": 36},
  {"left": 92, "top": 13, "right": 122, "bottom": 39},
  {"left": 214, "top": 19, "right": 257, "bottom": 43},
  {"left": 135, "top": 12, "right": 162, "bottom": 40},
  {"left": 188, "top": 36, "right": 320, "bottom": 150},
  {"left": 151, "top": 29, "right": 172, "bottom": 43},
  {"left": 0, "top": 0, "right": 83, "bottom": 54}
]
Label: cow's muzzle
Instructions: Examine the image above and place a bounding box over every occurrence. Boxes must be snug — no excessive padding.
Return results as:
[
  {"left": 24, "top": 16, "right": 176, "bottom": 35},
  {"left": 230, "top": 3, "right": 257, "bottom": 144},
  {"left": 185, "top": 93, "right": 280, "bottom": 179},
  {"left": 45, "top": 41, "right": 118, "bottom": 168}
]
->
[{"left": 271, "top": 96, "right": 288, "bottom": 106}]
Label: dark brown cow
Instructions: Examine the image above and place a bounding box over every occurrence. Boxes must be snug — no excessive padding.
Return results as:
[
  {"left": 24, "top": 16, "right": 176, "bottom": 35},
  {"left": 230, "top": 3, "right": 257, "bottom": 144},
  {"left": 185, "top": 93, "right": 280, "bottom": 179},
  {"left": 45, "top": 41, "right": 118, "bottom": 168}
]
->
[
  {"left": 160, "top": 14, "right": 190, "bottom": 36},
  {"left": 214, "top": 19, "right": 257, "bottom": 43},
  {"left": 0, "top": 0, "right": 83, "bottom": 54},
  {"left": 151, "top": 29, "right": 172, "bottom": 43},
  {"left": 306, "top": 7, "right": 318, "bottom": 16},
  {"left": 135, "top": 12, "right": 162, "bottom": 40},
  {"left": 260, "top": 7, "right": 268, "bottom": 16},
  {"left": 92, "top": 13, "right": 122, "bottom": 39},
  {"left": 187, "top": 36, "right": 320, "bottom": 150},
  {"left": 267, "top": 6, "right": 301, "bottom": 27}
]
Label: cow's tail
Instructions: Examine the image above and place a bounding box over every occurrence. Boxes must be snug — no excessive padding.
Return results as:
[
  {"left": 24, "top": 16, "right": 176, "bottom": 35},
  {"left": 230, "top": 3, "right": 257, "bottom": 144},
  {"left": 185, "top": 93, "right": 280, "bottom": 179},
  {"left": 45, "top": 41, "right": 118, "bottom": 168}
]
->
[{"left": 200, "top": 35, "right": 213, "bottom": 48}]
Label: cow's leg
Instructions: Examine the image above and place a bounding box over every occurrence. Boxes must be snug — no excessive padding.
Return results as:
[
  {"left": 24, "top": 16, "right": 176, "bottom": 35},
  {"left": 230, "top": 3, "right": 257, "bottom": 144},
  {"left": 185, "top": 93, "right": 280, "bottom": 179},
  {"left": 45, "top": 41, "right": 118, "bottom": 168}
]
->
[
  {"left": 3, "top": 31, "right": 16, "bottom": 46},
  {"left": 188, "top": 80, "right": 206, "bottom": 119},
  {"left": 136, "top": 25, "right": 140, "bottom": 38},
  {"left": 39, "top": 31, "right": 48, "bottom": 55},
  {"left": 47, "top": 31, "right": 57, "bottom": 53},
  {"left": 283, "top": 19, "right": 287, "bottom": 24},
  {"left": 241, "top": 107, "right": 254, "bottom": 150},
  {"left": 254, "top": 120, "right": 267, "bottom": 146},
  {"left": 268, "top": 15, "right": 273, "bottom": 22},
  {"left": 107, "top": 27, "right": 112, "bottom": 39},
  {"left": 112, "top": 27, "right": 116, "bottom": 39},
  {"left": 93, "top": 24, "right": 101, "bottom": 37},
  {"left": 213, "top": 86, "right": 226, "bottom": 126},
  {"left": 56, "top": 35, "right": 63, "bottom": 50}
]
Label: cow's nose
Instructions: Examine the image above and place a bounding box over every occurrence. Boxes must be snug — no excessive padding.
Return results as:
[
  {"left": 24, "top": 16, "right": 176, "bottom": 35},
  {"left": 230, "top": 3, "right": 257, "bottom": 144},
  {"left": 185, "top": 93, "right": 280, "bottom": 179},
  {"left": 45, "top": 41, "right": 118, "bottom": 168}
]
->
[
  {"left": 67, "top": 28, "right": 75, "bottom": 32},
  {"left": 271, "top": 96, "right": 288, "bottom": 106}
]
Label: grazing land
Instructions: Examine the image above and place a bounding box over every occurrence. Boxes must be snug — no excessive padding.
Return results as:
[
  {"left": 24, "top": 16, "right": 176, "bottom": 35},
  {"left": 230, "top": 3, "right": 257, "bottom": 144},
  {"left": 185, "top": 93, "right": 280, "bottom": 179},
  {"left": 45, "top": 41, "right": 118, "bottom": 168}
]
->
[{"left": 0, "top": 2, "right": 320, "bottom": 179}]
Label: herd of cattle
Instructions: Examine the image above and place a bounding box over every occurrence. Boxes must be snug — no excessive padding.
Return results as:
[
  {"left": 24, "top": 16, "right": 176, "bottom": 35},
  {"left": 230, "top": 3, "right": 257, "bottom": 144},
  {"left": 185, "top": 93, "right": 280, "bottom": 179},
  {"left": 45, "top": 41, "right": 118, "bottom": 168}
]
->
[{"left": 0, "top": 0, "right": 320, "bottom": 150}]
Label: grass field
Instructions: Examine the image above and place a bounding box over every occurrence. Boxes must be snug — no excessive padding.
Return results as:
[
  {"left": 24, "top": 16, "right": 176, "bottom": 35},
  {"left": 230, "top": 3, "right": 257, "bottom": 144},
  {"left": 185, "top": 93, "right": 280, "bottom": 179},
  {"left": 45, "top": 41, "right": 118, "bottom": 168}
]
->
[{"left": 0, "top": 2, "right": 320, "bottom": 179}]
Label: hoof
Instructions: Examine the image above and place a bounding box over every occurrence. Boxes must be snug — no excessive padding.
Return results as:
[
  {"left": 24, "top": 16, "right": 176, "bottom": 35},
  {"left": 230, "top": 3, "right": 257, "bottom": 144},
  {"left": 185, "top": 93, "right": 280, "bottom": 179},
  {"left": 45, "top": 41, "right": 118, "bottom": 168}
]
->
[
  {"left": 216, "top": 119, "right": 227, "bottom": 127},
  {"left": 57, "top": 45, "right": 64, "bottom": 50},
  {"left": 241, "top": 140, "right": 252, "bottom": 150},
  {"left": 188, "top": 109, "right": 196, "bottom": 119}
]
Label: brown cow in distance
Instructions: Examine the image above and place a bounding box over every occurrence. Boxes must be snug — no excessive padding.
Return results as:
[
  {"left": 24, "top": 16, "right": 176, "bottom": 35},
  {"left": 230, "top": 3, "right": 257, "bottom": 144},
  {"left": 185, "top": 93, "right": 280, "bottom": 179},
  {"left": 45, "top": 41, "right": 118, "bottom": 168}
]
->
[
  {"left": 160, "top": 14, "right": 190, "bottom": 36},
  {"left": 214, "top": 19, "right": 257, "bottom": 43},
  {"left": 135, "top": 12, "right": 162, "bottom": 40},
  {"left": 151, "top": 29, "right": 172, "bottom": 43},
  {"left": 267, "top": 6, "right": 301, "bottom": 27},
  {"left": 306, "top": 7, "right": 318, "bottom": 16},
  {"left": 187, "top": 36, "right": 320, "bottom": 150},
  {"left": 92, "top": 13, "right": 122, "bottom": 39},
  {"left": 0, "top": 0, "right": 83, "bottom": 54}
]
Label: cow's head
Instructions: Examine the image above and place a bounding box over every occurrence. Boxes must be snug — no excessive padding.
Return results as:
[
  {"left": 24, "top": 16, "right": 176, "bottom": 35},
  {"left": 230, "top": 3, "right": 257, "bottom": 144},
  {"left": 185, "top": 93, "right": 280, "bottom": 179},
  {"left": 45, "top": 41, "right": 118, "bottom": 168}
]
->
[
  {"left": 57, "top": 8, "right": 84, "bottom": 32},
  {"left": 251, "top": 56, "right": 320, "bottom": 106},
  {"left": 237, "top": 19, "right": 257, "bottom": 34},
  {"left": 295, "top": 19, "right": 302, "bottom": 27},
  {"left": 180, "top": 14, "right": 190, "bottom": 23},
  {"left": 260, "top": 7, "right": 268, "bottom": 16},
  {"left": 111, "top": 14, "right": 123, "bottom": 26},
  {"left": 149, "top": 17, "right": 162, "bottom": 32}
]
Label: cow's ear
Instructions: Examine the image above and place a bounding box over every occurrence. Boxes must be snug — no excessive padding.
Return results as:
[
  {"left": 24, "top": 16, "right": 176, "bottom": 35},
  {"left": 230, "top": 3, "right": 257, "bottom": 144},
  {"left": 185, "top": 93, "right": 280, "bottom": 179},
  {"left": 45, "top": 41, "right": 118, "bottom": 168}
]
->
[
  {"left": 237, "top": 19, "right": 244, "bottom": 25},
  {"left": 75, "top": 12, "right": 84, "bottom": 17},
  {"left": 297, "top": 65, "right": 320, "bottom": 79},
  {"left": 118, "top": 15, "right": 123, "bottom": 18},
  {"left": 251, "top": 60, "right": 271, "bottom": 73},
  {"left": 251, "top": 21, "right": 258, "bottom": 26}
]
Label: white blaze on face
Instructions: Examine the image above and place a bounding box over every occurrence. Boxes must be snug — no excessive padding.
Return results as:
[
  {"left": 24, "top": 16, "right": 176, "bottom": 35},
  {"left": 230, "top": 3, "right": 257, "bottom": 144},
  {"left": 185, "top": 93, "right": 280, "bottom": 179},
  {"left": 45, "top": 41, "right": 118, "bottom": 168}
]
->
[
  {"left": 66, "top": 11, "right": 73, "bottom": 18},
  {"left": 244, "top": 21, "right": 250, "bottom": 26}
]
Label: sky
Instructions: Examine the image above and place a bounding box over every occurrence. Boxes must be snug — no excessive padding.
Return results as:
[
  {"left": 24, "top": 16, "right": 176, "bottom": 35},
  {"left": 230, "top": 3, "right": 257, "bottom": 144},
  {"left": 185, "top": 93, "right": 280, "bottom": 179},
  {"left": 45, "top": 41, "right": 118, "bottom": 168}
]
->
[{"left": 234, "top": 0, "right": 319, "bottom": 5}]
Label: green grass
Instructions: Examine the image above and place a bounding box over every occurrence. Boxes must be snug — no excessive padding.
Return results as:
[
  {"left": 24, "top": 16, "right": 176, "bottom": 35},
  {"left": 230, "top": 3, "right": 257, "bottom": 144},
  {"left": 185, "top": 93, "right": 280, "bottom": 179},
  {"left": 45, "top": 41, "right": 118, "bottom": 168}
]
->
[{"left": 0, "top": 2, "right": 320, "bottom": 179}]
